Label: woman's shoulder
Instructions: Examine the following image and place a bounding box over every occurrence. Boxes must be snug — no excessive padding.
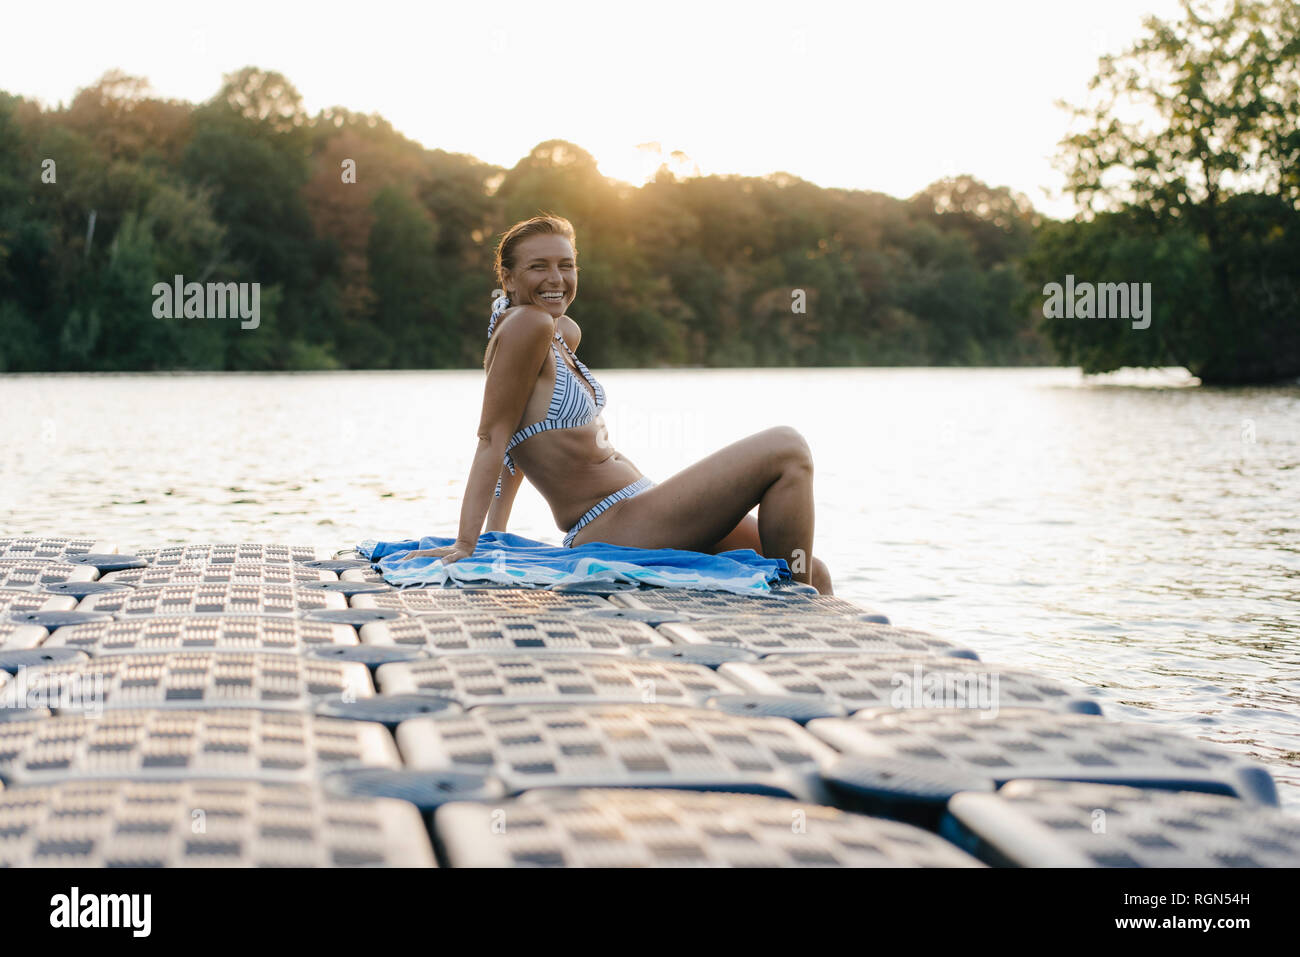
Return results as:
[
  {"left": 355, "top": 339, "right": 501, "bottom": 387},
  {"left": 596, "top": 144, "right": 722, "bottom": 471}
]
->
[
  {"left": 495, "top": 304, "right": 555, "bottom": 340},
  {"left": 558, "top": 314, "right": 581, "bottom": 349},
  {"left": 485, "top": 306, "right": 557, "bottom": 371}
]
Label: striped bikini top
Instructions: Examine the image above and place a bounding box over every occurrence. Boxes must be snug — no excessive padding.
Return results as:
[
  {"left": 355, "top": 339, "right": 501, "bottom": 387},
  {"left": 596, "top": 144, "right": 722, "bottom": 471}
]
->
[{"left": 494, "top": 331, "right": 606, "bottom": 497}]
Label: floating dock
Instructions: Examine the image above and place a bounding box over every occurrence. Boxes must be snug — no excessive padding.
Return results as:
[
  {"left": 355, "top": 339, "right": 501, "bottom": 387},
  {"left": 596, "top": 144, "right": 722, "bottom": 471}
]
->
[{"left": 0, "top": 536, "right": 1296, "bottom": 867}]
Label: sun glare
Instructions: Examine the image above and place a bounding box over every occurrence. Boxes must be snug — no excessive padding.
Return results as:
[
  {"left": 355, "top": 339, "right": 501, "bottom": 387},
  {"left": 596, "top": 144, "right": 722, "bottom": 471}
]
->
[{"left": 592, "top": 141, "right": 704, "bottom": 186}]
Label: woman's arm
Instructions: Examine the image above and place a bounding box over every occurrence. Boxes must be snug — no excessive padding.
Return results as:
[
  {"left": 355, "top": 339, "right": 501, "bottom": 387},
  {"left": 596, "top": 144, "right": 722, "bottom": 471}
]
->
[
  {"left": 446, "top": 307, "right": 554, "bottom": 550},
  {"left": 484, "top": 461, "right": 524, "bottom": 532}
]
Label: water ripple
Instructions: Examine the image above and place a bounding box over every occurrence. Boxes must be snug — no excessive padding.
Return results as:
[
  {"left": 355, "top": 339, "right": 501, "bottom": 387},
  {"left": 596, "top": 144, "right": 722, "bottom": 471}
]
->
[{"left": 2, "top": 367, "right": 1298, "bottom": 809}]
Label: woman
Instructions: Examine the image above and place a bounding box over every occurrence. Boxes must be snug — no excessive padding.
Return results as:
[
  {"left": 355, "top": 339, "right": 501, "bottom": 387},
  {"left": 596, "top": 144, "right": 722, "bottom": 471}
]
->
[{"left": 402, "top": 214, "right": 833, "bottom": 594}]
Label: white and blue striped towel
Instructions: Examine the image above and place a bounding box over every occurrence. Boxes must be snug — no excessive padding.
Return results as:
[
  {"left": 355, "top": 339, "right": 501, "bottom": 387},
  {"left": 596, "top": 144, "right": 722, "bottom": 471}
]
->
[{"left": 357, "top": 531, "right": 791, "bottom": 596}]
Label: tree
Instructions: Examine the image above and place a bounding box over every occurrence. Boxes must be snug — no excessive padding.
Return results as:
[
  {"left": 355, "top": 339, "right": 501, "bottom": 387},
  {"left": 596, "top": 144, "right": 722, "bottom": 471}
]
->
[
  {"left": 0, "top": 70, "right": 1055, "bottom": 372},
  {"left": 1050, "top": 0, "right": 1300, "bottom": 383},
  {"left": 366, "top": 185, "right": 442, "bottom": 368},
  {"left": 62, "top": 70, "right": 193, "bottom": 165},
  {"left": 1060, "top": 0, "right": 1299, "bottom": 213}
]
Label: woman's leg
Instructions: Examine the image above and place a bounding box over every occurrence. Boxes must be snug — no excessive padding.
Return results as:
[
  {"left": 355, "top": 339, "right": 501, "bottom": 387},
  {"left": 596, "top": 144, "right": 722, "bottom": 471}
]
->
[
  {"left": 574, "top": 425, "right": 822, "bottom": 588},
  {"left": 710, "top": 512, "right": 834, "bottom": 595}
]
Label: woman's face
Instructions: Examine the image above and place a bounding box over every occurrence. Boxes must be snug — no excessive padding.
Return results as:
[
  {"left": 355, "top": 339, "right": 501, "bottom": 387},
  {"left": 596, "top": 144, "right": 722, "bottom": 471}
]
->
[{"left": 506, "top": 234, "right": 578, "bottom": 319}]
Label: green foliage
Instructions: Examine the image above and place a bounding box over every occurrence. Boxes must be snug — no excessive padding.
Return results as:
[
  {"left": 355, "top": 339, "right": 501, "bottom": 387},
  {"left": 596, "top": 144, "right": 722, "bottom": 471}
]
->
[
  {"left": 1022, "top": 210, "right": 1205, "bottom": 374},
  {"left": 0, "top": 68, "right": 1051, "bottom": 372},
  {"left": 366, "top": 185, "right": 442, "bottom": 368},
  {"left": 1047, "top": 0, "right": 1300, "bottom": 383}
]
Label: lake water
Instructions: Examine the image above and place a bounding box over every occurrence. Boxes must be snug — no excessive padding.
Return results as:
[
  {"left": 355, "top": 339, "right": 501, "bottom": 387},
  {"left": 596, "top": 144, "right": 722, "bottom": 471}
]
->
[{"left": 3, "top": 366, "right": 1298, "bottom": 809}]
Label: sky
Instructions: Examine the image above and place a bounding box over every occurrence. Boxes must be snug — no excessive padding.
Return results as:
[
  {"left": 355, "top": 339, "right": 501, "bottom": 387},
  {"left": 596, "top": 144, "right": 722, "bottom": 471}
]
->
[{"left": 0, "top": 0, "right": 1186, "bottom": 219}]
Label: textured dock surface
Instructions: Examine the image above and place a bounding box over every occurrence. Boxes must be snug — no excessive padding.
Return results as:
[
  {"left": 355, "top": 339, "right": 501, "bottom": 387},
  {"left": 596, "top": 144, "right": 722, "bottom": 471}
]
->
[{"left": 0, "top": 536, "right": 1293, "bottom": 868}]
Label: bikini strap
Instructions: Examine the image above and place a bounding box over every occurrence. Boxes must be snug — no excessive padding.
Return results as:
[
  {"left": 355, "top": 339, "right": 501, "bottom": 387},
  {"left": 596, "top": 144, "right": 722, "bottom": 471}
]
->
[{"left": 555, "top": 335, "right": 603, "bottom": 409}]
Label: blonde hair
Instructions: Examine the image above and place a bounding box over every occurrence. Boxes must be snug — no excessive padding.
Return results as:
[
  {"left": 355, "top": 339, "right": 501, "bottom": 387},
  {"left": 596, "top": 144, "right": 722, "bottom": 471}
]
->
[{"left": 483, "top": 213, "right": 578, "bottom": 368}]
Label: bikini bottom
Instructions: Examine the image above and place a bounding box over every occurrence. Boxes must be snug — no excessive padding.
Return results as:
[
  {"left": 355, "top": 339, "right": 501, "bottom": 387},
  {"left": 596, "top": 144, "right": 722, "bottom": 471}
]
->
[{"left": 562, "top": 476, "right": 656, "bottom": 548}]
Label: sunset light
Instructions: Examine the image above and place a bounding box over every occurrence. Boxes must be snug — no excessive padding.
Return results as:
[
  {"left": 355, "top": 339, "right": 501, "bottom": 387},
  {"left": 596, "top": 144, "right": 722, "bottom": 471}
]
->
[{"left": 2, "top": 0, "right": 1185, "bottom": 217}]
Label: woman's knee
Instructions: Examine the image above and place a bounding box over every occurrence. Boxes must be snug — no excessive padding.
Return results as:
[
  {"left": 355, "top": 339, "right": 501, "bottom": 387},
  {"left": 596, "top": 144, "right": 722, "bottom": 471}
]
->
[
  {"left": 811, "top": 556, "right": 832, "bottom": 592},
  {"left": 769, "top": 425, "right": 813, "bottom": 470}
]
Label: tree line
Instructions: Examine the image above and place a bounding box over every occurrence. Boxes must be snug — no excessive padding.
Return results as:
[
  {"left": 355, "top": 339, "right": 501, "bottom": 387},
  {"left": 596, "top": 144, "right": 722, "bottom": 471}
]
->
[
  {"left": 0, "top": 66, "right": 1048, "bottom": 374},
  {"left": 1, "top": 0, "right": 1294, "bottom": 382}
]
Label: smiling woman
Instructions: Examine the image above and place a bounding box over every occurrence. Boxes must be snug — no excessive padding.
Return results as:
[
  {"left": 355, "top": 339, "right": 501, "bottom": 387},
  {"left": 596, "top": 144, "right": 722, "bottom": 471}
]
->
[{"left": 401, "top": 212, "right": 832, "bottom": 594}]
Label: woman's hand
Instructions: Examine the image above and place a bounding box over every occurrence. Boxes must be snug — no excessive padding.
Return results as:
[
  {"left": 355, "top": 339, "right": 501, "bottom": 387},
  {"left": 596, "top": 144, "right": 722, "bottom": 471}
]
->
[{"left": 390, "top": 541, "right": 476, "bottom": 564}]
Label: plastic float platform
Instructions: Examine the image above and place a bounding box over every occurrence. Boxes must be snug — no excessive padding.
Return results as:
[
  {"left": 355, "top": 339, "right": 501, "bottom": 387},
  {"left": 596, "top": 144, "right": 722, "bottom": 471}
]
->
[{"left": 0, "top": 535, "right": 1293, "bottom": 868}]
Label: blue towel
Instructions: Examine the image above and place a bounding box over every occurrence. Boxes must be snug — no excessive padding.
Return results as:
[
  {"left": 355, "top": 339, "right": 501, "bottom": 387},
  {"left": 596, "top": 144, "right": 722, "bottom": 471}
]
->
[{"left": 357, "top": 531, "right": 792, "bottom": 595}]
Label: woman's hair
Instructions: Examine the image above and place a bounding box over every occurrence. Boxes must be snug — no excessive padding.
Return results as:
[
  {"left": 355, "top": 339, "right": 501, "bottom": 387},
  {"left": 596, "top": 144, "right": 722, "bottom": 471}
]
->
[{"left": 483, "top": 212, "right": 578, "bottom": 368}]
